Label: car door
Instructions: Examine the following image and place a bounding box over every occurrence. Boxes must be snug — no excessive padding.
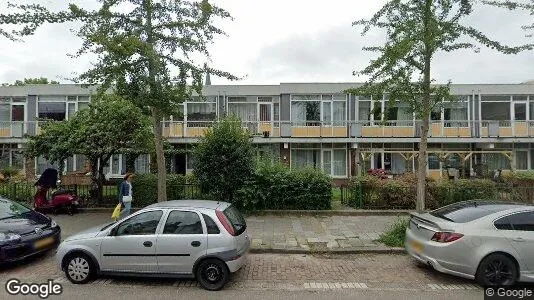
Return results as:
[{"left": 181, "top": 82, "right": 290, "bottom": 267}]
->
[
  {"left": 497, "top": 211, "right": 534, "bottom": 272},
  {"left": 156, "top": 209, "right": 207, "bottom": 274},
  {"left": 100, "top": 210, "right": 163, "bottom": 273}
]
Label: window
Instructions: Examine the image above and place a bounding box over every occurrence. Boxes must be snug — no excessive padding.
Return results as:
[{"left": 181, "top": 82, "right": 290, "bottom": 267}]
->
[
  {"left": 291, "top": 101, "right": 320, "bottom": 126},
  {"left": 481, "top": 102, "right": 510, "bottom": 121},
  {"left": 483, "top": 153, "right": 510, "bottom": 171},
  {"left": 494, "top": 216, "right": 513, "bottom": 230},
  {"left": 228, "top": 103, "right": 257, "bottom": 122},
  {"left": 163, "top": 211, "right": 203, "bottom": 234},
  {"left": 358, "top": 101, "right": 371, "bottom": 123},
  {"left": 291, "top": 149, "right": 321, "bottom": 170},
  {"left": 431, "top": 202, "right": 521, "bottom": 223},
  {"left": 187, "top": 102, "right": 217, "bottom": 126},
  {"left": 76, "top": 155, "right": 88, "bottom": 172},
  {"left": 0, "top": 104, "right": 9, "bottom": 122},
  {"left": 203, "top": 214, "right": 220, "bottom": 234},
  {"left": 78, "top": 102, "right": 90, "bottom": 111},
  {"left": 332, "top": 101, "right": 346, "bottom": 126},
  {"left": 514, "top": 103, "right": 527, "bottom": 121},
  {"left": 67, "top": 102, "right": 76, "bottom": 119},
  {"left": 515, "top": 151, "right": 528, "bottom": 170},
  {"left": 223, "top": 205, "right": 247, "bottom": 235},
  {"left": 258, "top": 96, "right": 273, "bottom": 102},
  {"left": 333, "top": 149, "right": 346, "bottom": 177},
  {"left": 428, "top": 154, "right": 440, "bottom": 170},
  {"left": 38, "top": 102, "right": 66, "bottom": 121},
  {"left": 11, "top": 105, "right": 24, "bottom": 122},
  {"left": 115, "top": 210, "right": 163, "bottom": 236},
  {"left": 444, "top": 101, "right": 468, "bottom": 127},
  {"left": 507, "top": 212, "right": 534, "bottom": 231},
  {"left": 227, "top": 96, "right": 246, "bottom": 102}
]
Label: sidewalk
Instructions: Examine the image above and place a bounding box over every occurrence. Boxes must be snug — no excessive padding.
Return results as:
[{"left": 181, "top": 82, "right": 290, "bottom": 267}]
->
[
  {"left": 246, "top": 215, "right": 402, "bottom": 253},
  {"left": 55, "top": 212, "right": 404, "bottom": 253}
]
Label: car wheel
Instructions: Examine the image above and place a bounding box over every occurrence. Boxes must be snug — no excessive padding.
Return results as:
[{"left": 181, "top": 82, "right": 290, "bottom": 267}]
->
[
  {"left": 196, "top": 258, "right": 229, "bottom": 291},
  {"left": 64, "top": 253, "right": 94, "bottom": 284},
  {"left": 476, "top": 253, "right": 517, "bottom": 286}
]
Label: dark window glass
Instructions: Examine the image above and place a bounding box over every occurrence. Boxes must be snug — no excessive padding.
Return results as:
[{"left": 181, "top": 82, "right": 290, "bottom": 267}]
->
[
  {"left": 431, "top": 202, "right": 526, "bottom": 223},
  {"left": 163, "top": 211, "right": 203, "bottom": 234},
  {"left": 38, "top": 102, "right": 66, "bottom": 121},
  {"left": 116, "top": 210, "right": 162, "bottom": 236},
  {"left": 494, "top": 216, "right": 513, "bottom": 230},
  {"left": 508, "top": 212, "right": 534, "bottom": 231},
  {"left": 223, "top": 205, "right": 247, "bottom": 235},
  {"left": 203, "top": 214, "right": 220, "bottom": 234}
]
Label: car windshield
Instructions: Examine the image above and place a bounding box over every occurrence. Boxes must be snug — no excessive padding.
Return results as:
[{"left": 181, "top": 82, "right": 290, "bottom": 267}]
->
[
  {"left": 100, "top": 222, "right": 117, "bottom": 231},
  {"left": 223, "top": 205, "right": 247, "bottom": 235},
  {"left": 430, "top": 201, "right": 523, "bottom": 223},
  {"left": 0, "top": 198, "right": 31, "bottom": 220}
]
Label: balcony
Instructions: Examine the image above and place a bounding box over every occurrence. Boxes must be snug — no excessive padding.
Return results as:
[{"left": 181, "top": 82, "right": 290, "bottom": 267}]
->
[{"left": 1, "top": 120, "right": 533, "bottom": 140}]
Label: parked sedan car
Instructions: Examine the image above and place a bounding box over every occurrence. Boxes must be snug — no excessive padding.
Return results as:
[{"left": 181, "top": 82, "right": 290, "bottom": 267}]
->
[
  {"left": 56, "top": 200, "right": 250, "bottom": 290},
  {"left": 406, "top": 200, "right": 534, "bottom": 286},
  {"left": 0, "top": 197, "right": 61, "bottom": 263}
]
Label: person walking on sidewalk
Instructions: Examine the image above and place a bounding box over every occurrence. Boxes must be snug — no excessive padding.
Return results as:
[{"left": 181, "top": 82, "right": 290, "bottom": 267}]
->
[{"left": 119, "top": 173, "right": 134, "bottom": 219}]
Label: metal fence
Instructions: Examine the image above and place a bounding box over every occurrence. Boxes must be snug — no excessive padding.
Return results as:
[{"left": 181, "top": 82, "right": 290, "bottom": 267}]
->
[{"left": 0, "top": 183, "right": 205, "bottom": 207}]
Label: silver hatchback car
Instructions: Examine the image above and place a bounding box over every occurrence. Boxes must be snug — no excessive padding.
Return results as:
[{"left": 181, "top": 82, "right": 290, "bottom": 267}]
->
[
  {"left": 406, "top": 200, "right": 534, "bottom": 286},
  {"left": 56, "top": 200, "right": 250, "bottom": 290}
]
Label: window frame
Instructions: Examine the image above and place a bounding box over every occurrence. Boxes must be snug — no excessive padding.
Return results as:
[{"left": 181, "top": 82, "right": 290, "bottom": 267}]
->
[
  {"left": 161, "top": 209, "right": 205, "bottom": 235},
  {"left": 493, "top": 210, "right": 534, "bottom": 231},
  {"left": 113, "top": 209, "right": 164, "bottom": 236}
]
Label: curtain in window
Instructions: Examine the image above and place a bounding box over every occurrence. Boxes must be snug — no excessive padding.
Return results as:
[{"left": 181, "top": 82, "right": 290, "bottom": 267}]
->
[
  {"left": 0, "top": 104, "right": 10, "bottom": 122},
  {"left": 391, "top": 153, "right": 406, "bottom": 174},
  {"left": 291, "top": 102, "right": 306, "bottom": 125},
  {"left": 515, "top": 151, "right": 528, "bottom": 170},
  {"left": 481, "top": 102, "right": 510, "bottom": 121},
  {"left": 291, "top": 149, "right": 320, "bottom": 169},
  {"left": 333, "top": 101, "right": 345, "bottom": 126},
  {"left": 483, "top": 153, "right": 510, "bottom": 170},
  {"left": 333, "top": 150, "right": 346, "bottom": 176},
  {"left": 135, "top": 155, "right": 150, "bottom": 174},
  {"left": 397, "top": 105, "right": 413, "bottom": 126},
  {"left": 358, "top": 101, "right": 371, "bottom": 124},
  {"left": 228, "top": 103, "right": 257, "bottom": 122}
]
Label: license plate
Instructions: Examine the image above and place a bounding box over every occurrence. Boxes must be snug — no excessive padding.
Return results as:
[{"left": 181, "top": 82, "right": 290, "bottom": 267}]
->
[
  {"left": 34, "top": 237, "right": 55, "bottom": 249},
  {"left": 411, "top": 240, "right": 424, "bottom": 253}
]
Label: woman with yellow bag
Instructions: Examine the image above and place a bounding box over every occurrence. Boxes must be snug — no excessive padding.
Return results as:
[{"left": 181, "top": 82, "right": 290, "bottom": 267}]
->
[{"left": 118, "top": 173, "right": 134, "bottom": 219}]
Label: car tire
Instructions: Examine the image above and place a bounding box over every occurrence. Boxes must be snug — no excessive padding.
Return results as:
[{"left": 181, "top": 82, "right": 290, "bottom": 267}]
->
[
  {"left": 476, "top": 253, "right": 518, "bottom": 286},
  {"left": 196, "top": 258, "right": 229, "bottom": 291},
  {"left": 64, "top": 253, "right": 95, "bottom": 284}
]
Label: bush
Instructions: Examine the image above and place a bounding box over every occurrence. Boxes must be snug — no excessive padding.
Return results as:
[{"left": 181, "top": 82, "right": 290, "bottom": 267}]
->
[
  {"left": 0, "top": 166, "right": 22, "bottom": 182},
  {"left": 377, "top": 217, "right": 409, "bottom": 247},
  {"left": 130, "top": 174, "right": 201, "bottom": 207},
  {"left": 429, "top": 179, "right": 497, "bottom": 208},
  {"left": 236, "top": 161, "right": 332, "bottom": 211}
]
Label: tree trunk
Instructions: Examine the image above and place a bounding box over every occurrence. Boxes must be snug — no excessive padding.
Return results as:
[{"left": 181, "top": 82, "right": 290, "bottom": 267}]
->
[
  {"left": 97, "top": 160, "right": 106, "bottom": 203},
  {"left": 152, "top": 107, "right": 167, "bottom": 202},
  {"left": 144, "top": 0, "right": 167, "bottom": 202},
  {"left": 89, "top": 157, "right": 99, "bottom": 201},
  {"left": 417, "top": 0, "right": 432, "bottom": 213}
]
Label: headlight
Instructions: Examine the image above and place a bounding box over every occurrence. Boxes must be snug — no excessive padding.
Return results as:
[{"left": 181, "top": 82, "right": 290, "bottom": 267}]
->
[{"left": 0, "top": 232, "right": 21, "bottom": 241}]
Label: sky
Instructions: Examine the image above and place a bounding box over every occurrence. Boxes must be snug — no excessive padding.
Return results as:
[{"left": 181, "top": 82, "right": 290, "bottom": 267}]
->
[{"left": 0, "top": 0, "right": 533, "bottom": 85}]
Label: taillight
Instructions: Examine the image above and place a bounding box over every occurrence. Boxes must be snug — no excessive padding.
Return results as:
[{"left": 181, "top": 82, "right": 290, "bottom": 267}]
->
[
  {"left": 431, "top": 232, "right": 464, "bottom": 243},
  {"left": 216, "top": 210, "right": 235, "bottom": 236}
]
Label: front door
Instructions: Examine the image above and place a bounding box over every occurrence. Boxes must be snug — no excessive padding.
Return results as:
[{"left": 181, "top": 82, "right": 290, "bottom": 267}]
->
[
  {"left": 505, "top": 211, "right": 534, "bottom": 272},
  {"left": 322, "top": 150, "right": 332, "bottom": 176},
  {"left": 100, "top": 210, "right": 163, "bottom": 273},
  {"left": 156, "top": 210, "right": 207, "bottom": 274}
]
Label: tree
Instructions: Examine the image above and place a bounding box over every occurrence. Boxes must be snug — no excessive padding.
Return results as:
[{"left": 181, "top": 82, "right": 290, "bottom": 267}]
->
[
  {"left": 347, "top": 0, "right": 530, "bottom": 212},
  {"left": 1, "top": 1, "right": 238, "bottom": 202},
  {"left": 2, "top": 77, "right": 60, "bottom": 86},
  {"left": 192, "top": 116, "right": 255, "bottom": 207},
  {"left": 26, "top": 94, "right": 154, "bottom": 202}
]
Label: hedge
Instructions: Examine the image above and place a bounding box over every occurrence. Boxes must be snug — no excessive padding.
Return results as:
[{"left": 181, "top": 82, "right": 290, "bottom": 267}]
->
[
  {"left": 236, "top": 162, "right": 332, "bottom": 211},
  {"left": 347, "top": 174, "right": 499, "bottom": 209},
  {"left": 130, "top": 174, "right": 203, "bottom": 207}
]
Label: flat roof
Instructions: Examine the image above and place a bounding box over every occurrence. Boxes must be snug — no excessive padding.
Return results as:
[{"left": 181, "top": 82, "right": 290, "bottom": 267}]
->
[{"left": 145, "top": 200, "right": 228, "bottom": 210}]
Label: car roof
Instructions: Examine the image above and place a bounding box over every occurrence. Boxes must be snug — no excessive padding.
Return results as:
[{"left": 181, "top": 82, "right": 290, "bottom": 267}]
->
[{"left": 145, "top": 200, "right": 229, "bottom": 210}]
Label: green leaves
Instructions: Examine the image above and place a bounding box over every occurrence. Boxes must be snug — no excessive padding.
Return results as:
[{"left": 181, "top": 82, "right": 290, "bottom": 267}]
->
[{"left": 192, "top": 116, "right": 255, "bottom": 207}]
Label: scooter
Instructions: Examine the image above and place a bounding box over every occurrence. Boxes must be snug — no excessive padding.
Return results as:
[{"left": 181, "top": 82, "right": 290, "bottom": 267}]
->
[{"left": 33, "top": 168, "right": 80, "bottom": 215}]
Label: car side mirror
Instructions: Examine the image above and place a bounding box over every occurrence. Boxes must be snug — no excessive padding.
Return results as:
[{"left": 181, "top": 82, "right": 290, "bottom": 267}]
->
[{"left": 109, "top": 226, "right": 118, "bottom": 236}]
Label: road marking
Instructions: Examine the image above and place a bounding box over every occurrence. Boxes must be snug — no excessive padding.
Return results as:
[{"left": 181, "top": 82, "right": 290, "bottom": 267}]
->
[
  {"left": 303, "top": 282, "right": 368, "bottom": 290},
  {"left": 426, "top": 284, "right": 480, "bottom": 290}
]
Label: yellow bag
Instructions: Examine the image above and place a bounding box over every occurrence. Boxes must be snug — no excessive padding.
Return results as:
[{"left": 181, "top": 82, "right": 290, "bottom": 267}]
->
[{"left": 111, "top": 203, "right": 122, "bottom": 221}]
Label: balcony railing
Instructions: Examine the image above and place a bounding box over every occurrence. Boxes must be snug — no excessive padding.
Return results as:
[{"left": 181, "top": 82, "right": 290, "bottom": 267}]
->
[{"left": 2, "top": 120, "right": 533, "bottom": 139}]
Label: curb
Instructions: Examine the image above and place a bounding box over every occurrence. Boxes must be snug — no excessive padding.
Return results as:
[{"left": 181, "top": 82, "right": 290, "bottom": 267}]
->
[
  {"left": 78, "top": 207, "right": 412, "bottom": 216},
  {"left": 249, "top": 247, "right": 406, "bottom": 255}
]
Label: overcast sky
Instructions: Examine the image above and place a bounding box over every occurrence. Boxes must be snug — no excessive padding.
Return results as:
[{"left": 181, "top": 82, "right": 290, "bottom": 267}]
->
[{"left": 1, "top": 0, "right": 533, "bottom": 85}]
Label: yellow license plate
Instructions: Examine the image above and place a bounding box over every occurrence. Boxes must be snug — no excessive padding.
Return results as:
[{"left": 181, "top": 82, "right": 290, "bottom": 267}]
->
[
  {"left": 411, "top": 241, "right": 424, "bottom": 253},
  {"left": 34, "top": 237, "right": 55, "bottom": 249}
]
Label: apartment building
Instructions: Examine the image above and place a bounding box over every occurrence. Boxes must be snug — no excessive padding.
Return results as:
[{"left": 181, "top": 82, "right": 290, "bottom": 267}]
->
[{"left": 1, "top": 82, "right": 534, "bottom": 183}]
